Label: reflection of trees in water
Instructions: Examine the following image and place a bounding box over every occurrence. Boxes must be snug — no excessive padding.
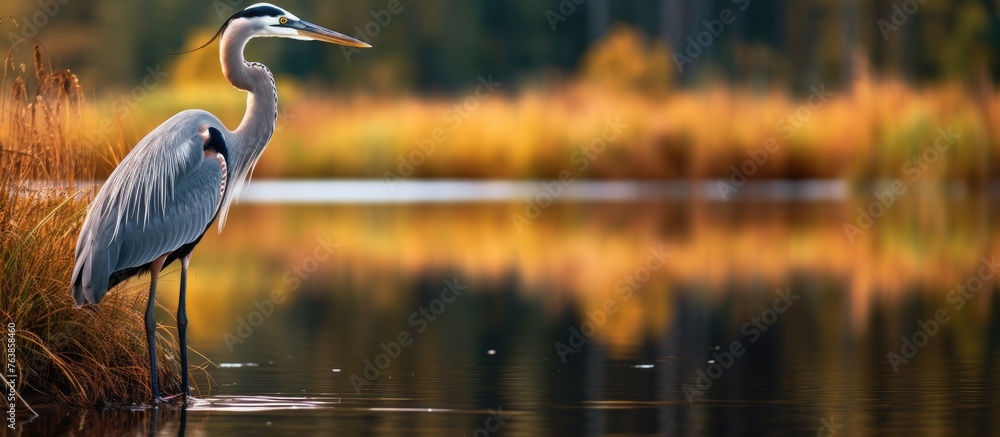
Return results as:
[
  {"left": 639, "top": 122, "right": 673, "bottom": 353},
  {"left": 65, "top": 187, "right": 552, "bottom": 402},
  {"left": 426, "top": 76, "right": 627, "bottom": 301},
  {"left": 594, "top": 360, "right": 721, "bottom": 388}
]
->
[{"left": 186, "top": 197, "right": 997, "bottom": 354}]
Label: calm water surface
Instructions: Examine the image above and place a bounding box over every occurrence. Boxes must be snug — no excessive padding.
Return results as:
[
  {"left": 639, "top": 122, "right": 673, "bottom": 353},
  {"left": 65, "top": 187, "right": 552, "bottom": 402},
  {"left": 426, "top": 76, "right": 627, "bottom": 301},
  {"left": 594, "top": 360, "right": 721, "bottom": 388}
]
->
[{"left": 17, "top": 190, "right": 1000, "bottom": 436}]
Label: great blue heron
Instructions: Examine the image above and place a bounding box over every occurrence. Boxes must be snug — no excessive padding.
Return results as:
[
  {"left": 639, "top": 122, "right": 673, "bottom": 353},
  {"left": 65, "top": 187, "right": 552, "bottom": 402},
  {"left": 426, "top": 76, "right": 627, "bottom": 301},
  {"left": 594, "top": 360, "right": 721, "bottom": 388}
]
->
[{"left": 69, "top": 3, "right": 370, "bottom": 403}]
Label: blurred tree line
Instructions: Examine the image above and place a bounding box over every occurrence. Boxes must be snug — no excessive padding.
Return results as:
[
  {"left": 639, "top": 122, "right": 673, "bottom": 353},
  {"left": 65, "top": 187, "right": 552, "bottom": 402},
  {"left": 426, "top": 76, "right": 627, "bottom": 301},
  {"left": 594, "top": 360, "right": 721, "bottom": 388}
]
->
[{"left": 3, "top": 0, "right": 997, "bottom": 93}]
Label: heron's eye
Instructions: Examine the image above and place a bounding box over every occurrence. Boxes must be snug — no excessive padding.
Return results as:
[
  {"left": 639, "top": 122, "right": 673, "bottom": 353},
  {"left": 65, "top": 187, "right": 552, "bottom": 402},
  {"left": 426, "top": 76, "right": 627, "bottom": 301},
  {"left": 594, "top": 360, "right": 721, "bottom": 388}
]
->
[{"left": 279, "top": 17, "right": 289, "bottom": 25}]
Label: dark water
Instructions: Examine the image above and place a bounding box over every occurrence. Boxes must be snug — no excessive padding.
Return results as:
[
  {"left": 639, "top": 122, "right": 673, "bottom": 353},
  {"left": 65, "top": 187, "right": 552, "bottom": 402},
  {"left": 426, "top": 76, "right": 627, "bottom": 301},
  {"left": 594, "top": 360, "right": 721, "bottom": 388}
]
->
[{"left": 16, "top": 196, "right": 1000, "bottom": 436}]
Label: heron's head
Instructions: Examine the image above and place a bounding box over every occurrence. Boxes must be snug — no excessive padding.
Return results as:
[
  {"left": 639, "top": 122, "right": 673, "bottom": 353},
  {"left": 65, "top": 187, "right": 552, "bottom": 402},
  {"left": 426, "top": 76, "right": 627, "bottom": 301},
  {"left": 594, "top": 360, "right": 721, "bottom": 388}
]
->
[{"left": 183, "top": 2, "right": 371, "bottom": 53}]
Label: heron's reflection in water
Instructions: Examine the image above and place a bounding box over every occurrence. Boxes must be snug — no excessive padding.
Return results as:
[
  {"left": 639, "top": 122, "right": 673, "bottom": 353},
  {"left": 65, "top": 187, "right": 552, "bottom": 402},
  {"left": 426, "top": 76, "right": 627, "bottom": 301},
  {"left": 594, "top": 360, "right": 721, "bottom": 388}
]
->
[{"left": 148, "top": 406, "right": 187, "bottom": 437}]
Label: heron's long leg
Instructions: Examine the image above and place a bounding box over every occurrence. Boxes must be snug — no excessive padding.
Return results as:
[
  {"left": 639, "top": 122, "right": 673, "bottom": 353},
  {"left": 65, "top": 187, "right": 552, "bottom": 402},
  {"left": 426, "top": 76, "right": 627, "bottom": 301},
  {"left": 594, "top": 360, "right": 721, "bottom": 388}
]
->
[
  {"left": 178, "top": 254, "right": 191, "bottom": 400},
  {"left": 146, "top": 254, "right": 168, "bottom": 403}
]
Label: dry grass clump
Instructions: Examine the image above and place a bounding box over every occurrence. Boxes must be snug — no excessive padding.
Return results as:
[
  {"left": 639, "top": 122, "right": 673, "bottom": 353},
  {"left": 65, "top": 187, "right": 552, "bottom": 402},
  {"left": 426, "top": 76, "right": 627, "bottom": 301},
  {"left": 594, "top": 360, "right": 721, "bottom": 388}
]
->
[{"left": 0, "top": 44, "right": 180, "bottom": 407}]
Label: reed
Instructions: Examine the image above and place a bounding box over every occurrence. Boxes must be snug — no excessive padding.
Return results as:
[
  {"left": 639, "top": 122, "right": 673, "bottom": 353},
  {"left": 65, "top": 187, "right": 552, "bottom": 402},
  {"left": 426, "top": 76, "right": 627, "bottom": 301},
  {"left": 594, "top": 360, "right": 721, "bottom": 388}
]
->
[{"left": 0, "top": 44, "right": 182, "bottom": 407}]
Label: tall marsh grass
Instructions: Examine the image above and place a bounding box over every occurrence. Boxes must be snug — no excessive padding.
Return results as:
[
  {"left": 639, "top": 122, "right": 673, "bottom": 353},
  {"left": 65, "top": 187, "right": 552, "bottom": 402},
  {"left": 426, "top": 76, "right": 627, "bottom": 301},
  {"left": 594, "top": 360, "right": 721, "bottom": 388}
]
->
[
  {"left": 263, "top": 79, "right": 994, "bottom": 182},
  {"left": 86, "top": 78, "right": 998, "bottom": 183},
  {"left": 77, "top": 26, "right": 998, "bottom": 183},
  {"left": 0, "top": 45, "right": 181, "bottom": 407}
]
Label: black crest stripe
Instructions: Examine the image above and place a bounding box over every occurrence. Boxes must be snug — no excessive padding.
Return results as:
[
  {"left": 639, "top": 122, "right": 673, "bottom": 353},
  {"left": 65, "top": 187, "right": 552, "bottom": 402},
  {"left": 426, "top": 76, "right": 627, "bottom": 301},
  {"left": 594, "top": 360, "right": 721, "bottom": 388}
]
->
[{"left": 236, "top": 5, "right": 284, "bottom": 19}]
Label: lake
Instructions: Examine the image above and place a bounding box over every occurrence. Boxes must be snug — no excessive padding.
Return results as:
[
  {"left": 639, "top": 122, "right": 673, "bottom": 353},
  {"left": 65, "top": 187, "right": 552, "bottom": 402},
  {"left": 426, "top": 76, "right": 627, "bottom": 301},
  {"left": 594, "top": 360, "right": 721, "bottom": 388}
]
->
[{"left": 19, "top": 181, "right": 1000, "bottom": 436}]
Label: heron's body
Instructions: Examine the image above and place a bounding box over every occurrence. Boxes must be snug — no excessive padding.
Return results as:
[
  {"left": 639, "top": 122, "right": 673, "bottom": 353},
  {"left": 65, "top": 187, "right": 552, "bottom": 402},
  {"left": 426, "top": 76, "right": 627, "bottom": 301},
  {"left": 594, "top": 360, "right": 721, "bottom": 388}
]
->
[
  {"left": 69, "top": 3, "right": 369, "bottom": 402},
  {"left": 72, "top": 111, "right": 231, "bottom": 303}
]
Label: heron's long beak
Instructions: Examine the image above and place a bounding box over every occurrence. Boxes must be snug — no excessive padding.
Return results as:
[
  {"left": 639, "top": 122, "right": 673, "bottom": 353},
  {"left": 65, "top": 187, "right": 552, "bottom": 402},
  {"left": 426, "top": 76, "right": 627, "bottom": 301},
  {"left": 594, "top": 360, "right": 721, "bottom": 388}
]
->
[{"left": 288, "top": 20, "right": 371, "bottom": 48}]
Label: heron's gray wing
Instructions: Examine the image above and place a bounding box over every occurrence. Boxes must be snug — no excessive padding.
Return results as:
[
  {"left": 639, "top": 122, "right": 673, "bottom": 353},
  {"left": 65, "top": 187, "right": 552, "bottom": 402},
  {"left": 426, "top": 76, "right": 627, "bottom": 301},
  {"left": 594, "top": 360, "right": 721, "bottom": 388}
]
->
[{"left": 71, "top": 110, "right": 228, "bottom": 305}]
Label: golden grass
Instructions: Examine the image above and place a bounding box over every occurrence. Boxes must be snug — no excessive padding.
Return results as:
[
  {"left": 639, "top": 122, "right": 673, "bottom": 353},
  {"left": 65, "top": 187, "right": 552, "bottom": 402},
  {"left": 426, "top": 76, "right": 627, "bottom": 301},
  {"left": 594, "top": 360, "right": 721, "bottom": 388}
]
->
[
  {"left": 271, "top": 78, "right": 994, "bottom": 182},
  {"left": 0, "top": 45, "right": 181, "bottom": 406},
  {"left": 74, "top": 77, "right": 997, "bottom": 183},
  {"left": 67, "top": 26, "right": 998, "bottom": 183}
]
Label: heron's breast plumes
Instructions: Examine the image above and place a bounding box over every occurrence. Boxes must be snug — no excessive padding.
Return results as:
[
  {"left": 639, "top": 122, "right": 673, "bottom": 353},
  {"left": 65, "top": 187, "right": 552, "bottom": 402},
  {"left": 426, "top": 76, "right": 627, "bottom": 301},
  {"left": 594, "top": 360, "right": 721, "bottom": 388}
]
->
[{"left": 204, "top": 150, "right": 228, "bottom": 213}]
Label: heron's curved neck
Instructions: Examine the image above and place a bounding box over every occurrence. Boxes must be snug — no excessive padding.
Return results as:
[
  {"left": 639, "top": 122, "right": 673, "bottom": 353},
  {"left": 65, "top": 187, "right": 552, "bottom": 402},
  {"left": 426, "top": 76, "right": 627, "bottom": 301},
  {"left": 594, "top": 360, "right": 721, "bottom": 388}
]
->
[{"left": 220, "top": 25, "right": 277, "bottom": 175}]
